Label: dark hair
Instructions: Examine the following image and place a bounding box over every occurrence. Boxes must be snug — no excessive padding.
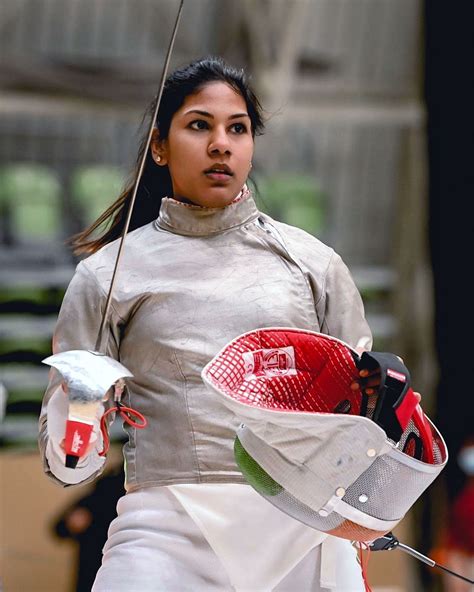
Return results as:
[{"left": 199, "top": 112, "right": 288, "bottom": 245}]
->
[{"left": 71, "top": 56, "right": 265, "bottom": 255}]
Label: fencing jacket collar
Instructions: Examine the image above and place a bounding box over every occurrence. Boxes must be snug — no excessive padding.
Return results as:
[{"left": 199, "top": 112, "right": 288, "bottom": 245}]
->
[{"left": 155, "top": 185, "right": 258, "bottom": 236}]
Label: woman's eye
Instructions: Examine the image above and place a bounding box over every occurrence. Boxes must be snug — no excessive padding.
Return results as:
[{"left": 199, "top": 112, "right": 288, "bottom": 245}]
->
[
  {"left": 189, "top": 120, "right": 209, "bottom": 131},
  {"left": 231, "top": 123, "right": 247, "bottom": 134}
]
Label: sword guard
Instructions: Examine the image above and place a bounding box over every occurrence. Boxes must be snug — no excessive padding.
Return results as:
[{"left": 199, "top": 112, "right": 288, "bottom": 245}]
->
[{"left": 369, "top": 532, "right": 400, "bottom": 551}]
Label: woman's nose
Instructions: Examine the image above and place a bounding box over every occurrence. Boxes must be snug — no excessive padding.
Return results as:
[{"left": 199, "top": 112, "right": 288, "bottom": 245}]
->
[{"left": 208, "top": 127, "right": 231, "bottom": 155}]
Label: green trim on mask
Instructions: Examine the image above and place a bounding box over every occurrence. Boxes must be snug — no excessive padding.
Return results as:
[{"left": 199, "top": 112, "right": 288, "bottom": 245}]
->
[{"left": 234, "top": 436, "right": 283, "bottom": 496}]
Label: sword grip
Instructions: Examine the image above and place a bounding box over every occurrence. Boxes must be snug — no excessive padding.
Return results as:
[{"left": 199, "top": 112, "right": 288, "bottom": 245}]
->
[{"left": 64, "top": 401, "right": 102, "bottom": 468}]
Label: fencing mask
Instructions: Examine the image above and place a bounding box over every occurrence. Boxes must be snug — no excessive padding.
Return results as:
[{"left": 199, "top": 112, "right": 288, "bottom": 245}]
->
[{"left": 202, "top": 328, "right": 447, "bottom": 542}]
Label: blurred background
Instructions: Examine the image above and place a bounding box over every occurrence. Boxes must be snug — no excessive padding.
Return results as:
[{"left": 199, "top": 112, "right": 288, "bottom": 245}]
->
[{"left": 0, "top": 1, "right": 472, "bottom": 591}]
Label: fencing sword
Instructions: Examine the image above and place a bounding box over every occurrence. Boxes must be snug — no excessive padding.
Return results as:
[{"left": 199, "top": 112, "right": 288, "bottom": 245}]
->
[
  {"left": 369, "top": 532, "right": 474, "bottom": 585},
  {"left": 42, "top": 0, "right": 185, "bottom": 468}
]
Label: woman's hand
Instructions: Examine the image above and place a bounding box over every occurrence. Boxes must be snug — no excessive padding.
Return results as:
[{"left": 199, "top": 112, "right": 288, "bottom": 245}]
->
[
  {"left": 351, "top": 351, "right": 406, "bottom": 396},
  {"left": 351, "top": 367, "right": 381, "bottom": 396},
  {"left": 350, "top": 358, "right": 422, "bottom": 405}
]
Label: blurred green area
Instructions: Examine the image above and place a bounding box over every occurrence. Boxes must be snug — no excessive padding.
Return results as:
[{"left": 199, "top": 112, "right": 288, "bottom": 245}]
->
[
  {"left": 0, "top": 286, "right": 64, "bottom": 308},
  {"left": 0, "top": 163, "right": 125, "bottom": 241},
  {"left": 72, "top": 165, "right": 124, "bottom": 225},
  {"left": 0, "top": 164, "right": 62, "bottom": 240},
  {"left": 254, "top": 173, "right": 326, "bottom": 237}
]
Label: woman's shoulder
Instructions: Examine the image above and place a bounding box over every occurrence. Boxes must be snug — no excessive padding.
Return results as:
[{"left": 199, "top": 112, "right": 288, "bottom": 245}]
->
[
  {"left": 80, "top": 221, "right": 160, "bottom": 273},
  {"left": 260, "top": 213, "right": 335, "bottom": 263},
  {"left": 70, "top": 221, "right": 165, "bottom": 296}
]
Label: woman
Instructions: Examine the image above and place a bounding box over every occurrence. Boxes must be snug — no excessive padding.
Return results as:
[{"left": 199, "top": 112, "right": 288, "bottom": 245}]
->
[{"left": 39, "top": 56, "right": 372, "bottom": 591}]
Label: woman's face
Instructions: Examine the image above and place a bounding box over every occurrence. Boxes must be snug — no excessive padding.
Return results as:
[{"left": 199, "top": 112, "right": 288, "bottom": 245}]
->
[{"left": 152, "top": 82, "right": 254, "bottom": 208}]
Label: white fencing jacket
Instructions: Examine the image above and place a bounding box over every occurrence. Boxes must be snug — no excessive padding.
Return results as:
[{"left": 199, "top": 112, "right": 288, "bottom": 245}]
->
[{"left": 39, "top": 187, "right": 372, "bottom": 490}]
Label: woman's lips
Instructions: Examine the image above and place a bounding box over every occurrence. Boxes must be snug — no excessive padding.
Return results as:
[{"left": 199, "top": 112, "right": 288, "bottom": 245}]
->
[{"left": 204, "top": 172, "right": 233, "bottom": 182}]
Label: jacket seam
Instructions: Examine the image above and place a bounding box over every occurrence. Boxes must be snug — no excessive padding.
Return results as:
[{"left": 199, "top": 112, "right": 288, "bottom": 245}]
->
[
  {"left": 265, "top": 215, "right": 334, "bottom": 312},
  {"left": 173, "top": 350, "right": 202, "bottom": 482},
  {"left": 314, "top": 249, "right": 336, "bottom": 333},
  {"left": 252, "top": 217, "right": 321, "bottom": 329},
  {"left": 314, "top": 248, "right": 334, "bottom": 308}
]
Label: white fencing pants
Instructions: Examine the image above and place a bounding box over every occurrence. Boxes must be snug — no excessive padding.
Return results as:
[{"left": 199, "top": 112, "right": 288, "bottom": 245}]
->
[{"left": 92, "top": 487, "right": 365, "bottom": 592}]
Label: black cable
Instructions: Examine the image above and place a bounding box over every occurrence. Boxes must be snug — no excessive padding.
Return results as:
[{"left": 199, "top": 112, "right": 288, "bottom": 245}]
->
[{"left": 370, "top": 532, "right": 474, "bottom": 585}]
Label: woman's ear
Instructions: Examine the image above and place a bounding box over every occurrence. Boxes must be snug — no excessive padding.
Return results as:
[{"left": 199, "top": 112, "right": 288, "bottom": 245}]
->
[{"left": 150, "top": 128, "right": 168, "bottom": 166}]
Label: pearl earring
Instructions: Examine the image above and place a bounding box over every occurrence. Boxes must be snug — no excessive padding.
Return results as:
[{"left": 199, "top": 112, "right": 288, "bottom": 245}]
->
[{"left": 156, "top": 156, "right": 162, "bottom": 163}]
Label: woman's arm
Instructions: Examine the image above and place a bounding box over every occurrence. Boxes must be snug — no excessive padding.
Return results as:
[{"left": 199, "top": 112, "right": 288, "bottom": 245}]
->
[{"left": 38, "top": 260, "right": 121, "bottom": 487}]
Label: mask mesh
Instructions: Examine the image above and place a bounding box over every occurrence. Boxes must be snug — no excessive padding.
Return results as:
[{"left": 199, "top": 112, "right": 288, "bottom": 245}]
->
[
  {"left": 233, "top": 413, "right": 446, "bottom": 541},
  {"left": 235, "top": 436, "right": 388, "bottom": 541}
]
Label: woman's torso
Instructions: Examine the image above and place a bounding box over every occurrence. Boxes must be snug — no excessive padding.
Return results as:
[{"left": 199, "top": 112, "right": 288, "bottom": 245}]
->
[{"left": 79, "top": 194, "right": 351, "bottom": 490}]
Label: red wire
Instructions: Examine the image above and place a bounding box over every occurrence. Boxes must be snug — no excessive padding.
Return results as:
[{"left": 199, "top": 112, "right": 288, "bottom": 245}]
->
[
  {"left": 99, "top": 403, "right": 147, "bottom": 457},
  {"left": 358, "top": 542, "right": 373, "bottom": 592}
]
